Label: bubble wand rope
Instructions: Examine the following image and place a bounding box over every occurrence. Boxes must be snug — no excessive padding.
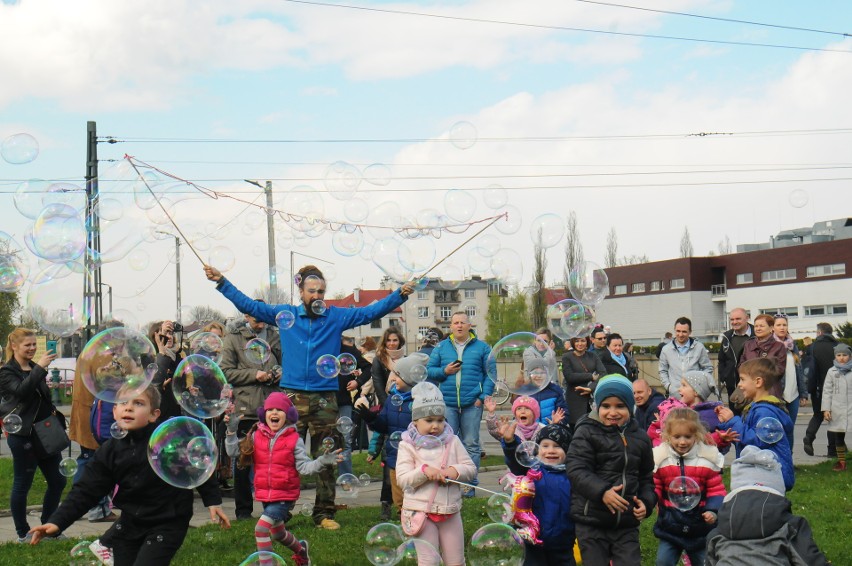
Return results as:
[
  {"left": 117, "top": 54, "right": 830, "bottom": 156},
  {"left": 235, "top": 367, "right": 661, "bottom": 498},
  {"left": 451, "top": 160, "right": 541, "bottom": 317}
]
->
[
  {"left": 126, "top": 156, "right": 206, "bottom": 266},
  {"left": 417, "top": 212, "right": 507, "bottom": 280},
  {"left": 441, "top": 478, "right": 503, "bottom": 497}
]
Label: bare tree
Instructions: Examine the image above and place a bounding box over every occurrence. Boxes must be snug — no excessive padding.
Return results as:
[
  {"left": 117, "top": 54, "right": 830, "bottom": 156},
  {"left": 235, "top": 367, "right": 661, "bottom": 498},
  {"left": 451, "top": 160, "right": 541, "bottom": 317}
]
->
[
  {"left": 531, "top": 227, "right": 548, "bottom": 328},
  {"left": 605, "top": 227, "right": 618, "bottom": 268},
  {"left": 562, "top": 211, "right": 585, "bottom": 287},
  {"left": 252, "top": 285, "right": 290, "bottom": 305},
  {"left": 189, "top": 305, "right": 227, "bottom": 325},
  {"left": 618, "top": 254, "right": 650, "bottom": 266},
  {"left": 717, "top": 235, "right": 732, "bottom": 255},
  {"left": 679, "top": 226, "right": 694, "bottom": 258}
]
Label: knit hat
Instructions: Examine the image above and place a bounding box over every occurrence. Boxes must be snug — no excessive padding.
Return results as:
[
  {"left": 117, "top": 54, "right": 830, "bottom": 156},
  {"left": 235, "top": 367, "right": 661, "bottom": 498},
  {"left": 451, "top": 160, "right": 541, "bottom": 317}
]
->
[
  {"left": 394, "top": 353, "right": 430, "bottom": 386},
  {"left": 260, "top": 392, "right": 299, "bottom": 424},
  {"left": 512, "top": 396, "right": 541, "bottom": 422},
  {"left": 536, "top": 423, "right": 572, "bottom": 453},
  {"left": 594, "top": 375, "right": 635, "bottom": 414},
  {"left": 682, "top": 371, "right": 713, "bottom": 401},
  {"left": 834, "top": 343, "right": 852, "bottom": 357},
  {"left": 411, "top": 382, "right": 446, "bottom": 420},
  {"left": 730, "top": 445, "right": 786, "bottom": 495},
  {"left": 655, "top": 397, "right": 687, "bottom": 424}
]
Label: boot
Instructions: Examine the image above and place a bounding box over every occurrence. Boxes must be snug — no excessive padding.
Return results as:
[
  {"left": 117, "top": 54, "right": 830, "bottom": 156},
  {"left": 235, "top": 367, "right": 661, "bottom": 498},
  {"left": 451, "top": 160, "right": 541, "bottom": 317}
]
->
[
  {"left": 380, "top": 502, "right": 391, "bottom": 520},
  {"left": 832, "top": 460, "right": 846, "bottom": 472}
]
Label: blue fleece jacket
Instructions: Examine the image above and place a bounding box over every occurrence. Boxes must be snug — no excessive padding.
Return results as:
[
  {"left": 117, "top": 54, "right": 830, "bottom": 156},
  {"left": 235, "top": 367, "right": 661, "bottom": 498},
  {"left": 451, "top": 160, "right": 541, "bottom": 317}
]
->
[
  {"left": 426, "top": 333, "right": 494, "bottom": 408},
  {"left": 369, "top": 388, "right": 412, "bottom": 468},
  {"left": 531, "top": 382, "right": 570, "bottom": 425}
]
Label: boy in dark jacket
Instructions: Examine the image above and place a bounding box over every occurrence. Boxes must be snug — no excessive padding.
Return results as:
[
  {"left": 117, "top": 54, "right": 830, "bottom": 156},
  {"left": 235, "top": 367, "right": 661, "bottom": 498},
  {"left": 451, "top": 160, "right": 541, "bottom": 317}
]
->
[
  {"left": 566, "top": 375, "right": 656, "bottom": 566},
  {"left": 29, "top": 385, "right": 230, "bottom": 564}
]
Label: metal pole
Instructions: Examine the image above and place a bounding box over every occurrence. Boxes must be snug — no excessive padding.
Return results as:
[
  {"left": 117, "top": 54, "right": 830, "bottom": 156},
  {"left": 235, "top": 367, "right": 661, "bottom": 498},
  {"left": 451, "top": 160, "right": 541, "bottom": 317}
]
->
[
  {"left": 84, "top": 121, "right": 103, "bottom": 339},
  {"left": 264, "top": 181, "right": 277, "bottom": 294},
  {"left": 290, "top": 250, "right": 295, "bottom": 306},
  {"left": 175, "top": 237, "right": 182, "bottom": 322}
]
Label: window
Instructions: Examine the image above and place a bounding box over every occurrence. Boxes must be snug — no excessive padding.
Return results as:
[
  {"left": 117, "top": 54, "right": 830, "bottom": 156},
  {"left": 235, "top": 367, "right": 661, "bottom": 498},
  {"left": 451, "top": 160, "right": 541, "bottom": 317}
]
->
[
  {"left": 417, "top": 290, "right": 428, "bottom": 300},
  {"left": 760, "top": 307, "right": 798, "bottom": 318},
  {"left": 670, "top": 278, "right": 685, "bottom": 290},
  {"left": 418, "top": 326, "right": 431, "bottom": 337},
  {"left": 464, "top": 289, "right": 476, "bottom": 299},
  {"left": 613, "top": 284, "right": 627, "bottom": 295},
  {"left": 761, "top": 268, "right": 796, "bottom": 282},
  {"left": 439, "top": 306, "right": 452, "bottom": 319},
  {"left": 650, "top": 281, "right": 663, "bottom": 291},
  {"left": 736, "top": 273, "right": 753, "bottom": 285},
  {"left": 370, "top": 319, "right": 382, "bottom": 329},
  {"left": 465, "top": 305, "right": 477, "bottom": 319},
  {"left": 388, "top": 319, "right": 398, "bottom": 327},
  {"left": 805, "top": 304, "right": 847, "bottom": 317},
  {"left": 631, "top": 283, "right": 645, "bottom": 293},
  {"left": 806, "top": 263, "right": 846, "bottom": 278},
  {"left": 417, "top": 307, "right": 429, "bottom": 319},
  {"left": 488, "top": 282, "right": 503, "bottom": 296}
]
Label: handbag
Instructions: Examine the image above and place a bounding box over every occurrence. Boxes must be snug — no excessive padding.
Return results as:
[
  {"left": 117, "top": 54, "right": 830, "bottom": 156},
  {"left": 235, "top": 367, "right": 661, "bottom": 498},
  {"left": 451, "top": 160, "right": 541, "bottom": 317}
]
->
[
  {"left": 32, "top": 395, "right": 70, "bottom": 455},
  {"left": 401, "top": 443, "right": 450, "bottom": 537}
]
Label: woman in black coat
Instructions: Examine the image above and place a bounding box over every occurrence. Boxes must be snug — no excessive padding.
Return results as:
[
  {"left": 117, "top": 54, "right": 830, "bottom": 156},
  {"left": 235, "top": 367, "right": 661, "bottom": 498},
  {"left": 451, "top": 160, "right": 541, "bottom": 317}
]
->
[
  {"left": 598, "top": 333, "right": 638, "bottom": 381},
  {"left": 561, "top": 336, "right": 606, "bottom": 426}
]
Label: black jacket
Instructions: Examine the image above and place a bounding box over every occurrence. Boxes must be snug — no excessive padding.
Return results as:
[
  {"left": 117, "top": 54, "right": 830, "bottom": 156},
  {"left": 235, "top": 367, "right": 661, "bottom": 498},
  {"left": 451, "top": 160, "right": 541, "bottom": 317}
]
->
[
  {"left": 810, "top": 334, "right": 839, "bottom": 396},
  {"left": 717, "top": 325, "right": 754, "bottom": 391},
  {"left": 0, "top": 358, "right": 55, "bottom": 436},
  {"left": 566, "top": 413, "right": 656, "bottom": 530},
  {"left": 371, "top": 357, "right": 393, "bottom": 406},
  {"left": 598, "top": 349, "right": 638, "bottom": 381},
  {"left": 49, "top": 422, "right": 222, "bottom": 533},
  {"left": 336, "top": 343, "right": 372, "bottom": 407},
  {"left": 634, "top": 390, "right": 665, "bottom": 432}
]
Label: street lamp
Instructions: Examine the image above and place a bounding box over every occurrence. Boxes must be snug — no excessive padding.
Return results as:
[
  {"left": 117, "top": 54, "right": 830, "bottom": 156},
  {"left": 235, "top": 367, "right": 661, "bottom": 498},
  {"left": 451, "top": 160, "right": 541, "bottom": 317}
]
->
[
  {"left": 155, "top": 230, "right": 182, "bottom": 322},
  {"left": 244, "top": 179, "right": 277, "bottom": 294}
]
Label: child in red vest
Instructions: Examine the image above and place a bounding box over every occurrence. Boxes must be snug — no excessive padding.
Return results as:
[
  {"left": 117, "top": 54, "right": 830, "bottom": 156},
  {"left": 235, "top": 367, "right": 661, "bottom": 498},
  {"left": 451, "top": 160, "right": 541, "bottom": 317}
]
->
[{"left": 236, "top": 393, "right": 341, "bottom": 565}]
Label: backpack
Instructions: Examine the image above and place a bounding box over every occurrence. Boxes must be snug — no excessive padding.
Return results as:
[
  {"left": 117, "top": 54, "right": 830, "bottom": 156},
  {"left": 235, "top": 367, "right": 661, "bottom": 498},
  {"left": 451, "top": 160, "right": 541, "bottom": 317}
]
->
[{"left": 90, "top": 399, "right": 116, "bottom": 445}]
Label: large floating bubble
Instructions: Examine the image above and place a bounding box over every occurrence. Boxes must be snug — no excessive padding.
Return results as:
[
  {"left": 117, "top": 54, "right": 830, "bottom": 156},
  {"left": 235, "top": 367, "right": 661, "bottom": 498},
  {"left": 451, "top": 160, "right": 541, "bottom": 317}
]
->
[
  {"left": 332, "top": 230, "right": 364, "bottom": 257},
  {"left": 486, "top": 493, "right": 513, "bottom": 523},
  {"left": 448, "top": 121, "right": 478, "bottom": 150},
  {"left": 364, "top": 522, "right": 406, "bottom": 566},
  {"left": 14, "top": 179, "right": 52, "bottom": 220},
  {"left": 127, "top": 248, "right": 150, "bottom": 271},
  {"left": 0, "top": 232, "right": 29, "bottom": 293},
  {"left": 398, "top": 237, "right": 435, "bottom": 273},
  {"left": 546, "top": 299, "right": 593, "bottom": 341},
  {"left": 372, "top": 238, "right": 414, "bottom": 283},
  {"left": 490, "top": 248, "right": 523, "bottom": 285},
  {"left": 31, "top": 203, "right": 87, "bottom": 262},
  {"left": 336, "top": 472, "right": 360, "bottom": 498},
  {"left": 59, "top": 457, "right": 78, "bottom": 478},
  {"left": 483, "top": 184, "right": 508, "bottom": 209},
  {"left": 495, "top": 205, "right": 522, "bottom": 235},
  {"left": 244, "top": 338, "right": 272, "bottom": 365},
  {"left": 148, "top": 416, "right": 218, "bottom": 489},
  {"left": 239, "top": 551, "right": 287, "bottom": 566},
  {"left": 78, "top": 327, "right": 156, "bottom": 403},
  {"left": 568, "top": 261, "right": 609, "bottom": 306},
  {"left": 530, "top": 213, "right": 565, "bottom": 249},
  {"left": 755, "top": 416, "right": 785, "bottom": 444},
  {"left": 275, "top": 310, "right": 295, "bottom": 330},
  {"left": 788, "top": 189, "right": 809, "bottom": 209},
  {"left": 172, "top": 355, "right": 230, "bottom": 419},
  {"left": 316, "top": 353, "right": 340, "bottom": 379},
  {"left": 188, "top": 332, "right": 224, "bottom": 365},
  {"left": 324, "top": 161, "right": 361, "bottom": 200},
  {"left": 468, "top": 523, "right": 525, "bottom": 566},
  {"left": 515, "top": 441, "right": 541, "bottom": 468},
  {"left": 396, "top": 538, "right": 444, "bottom": 565},
  {"left": 338, "top": 353, "right": 357, "bottom": 376},
  {"left": 363, "top": 163, "right": 392, "bottom": 186},
  {"left": 336, "top": 416, "right": 354, "bottom": 434},
  {"left": 344, "top": 197, "right": 370, "bottom": 222},
  {"left": 667, "top": 476, "right": 701, "bottom": 511},
  {"left": 208, "top": 246, "right": 235, "bottom": 272},
  {"left": 443, "top": 189, "right": 477, "bottom": 223},
  {"left": 487, "top": 332, "right": 554, "bottom": 396},
  {"left": 1, "top": 133, "right": 39, "bottom": 164},
  {"left": 2, "top": 414, "right": 23, "bottom": 434}
]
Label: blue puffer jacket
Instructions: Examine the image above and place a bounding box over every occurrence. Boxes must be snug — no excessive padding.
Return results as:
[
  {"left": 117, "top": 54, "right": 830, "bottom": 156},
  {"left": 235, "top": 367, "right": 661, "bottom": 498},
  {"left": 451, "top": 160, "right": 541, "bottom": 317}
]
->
[
  {"left": 426, "top": 333, "right": 494, "bottom": 408},
  {"left": 89, "top": 399, "right": 116, "bottom": 445},
  {"left": 531, "top": 382, "right": 570, "bottom": 425},
  {"left": 369, "top": 387, "right": 412, "bottom": 468},
  {"left": 216, "top": 278, "right": 407, "bottom": 391}
]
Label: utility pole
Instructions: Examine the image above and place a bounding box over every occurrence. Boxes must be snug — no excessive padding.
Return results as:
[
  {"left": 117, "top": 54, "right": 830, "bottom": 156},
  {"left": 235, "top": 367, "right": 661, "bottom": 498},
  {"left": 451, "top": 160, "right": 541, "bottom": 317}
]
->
[
  {"left": 84, "top": 121, "right": 103, "bottom": 339},
  {"left": 244, "top": 180, "right": 277, "bottom": 294},
  {"left": 156, "top": 231, "right": 182, "bottom": 323}
]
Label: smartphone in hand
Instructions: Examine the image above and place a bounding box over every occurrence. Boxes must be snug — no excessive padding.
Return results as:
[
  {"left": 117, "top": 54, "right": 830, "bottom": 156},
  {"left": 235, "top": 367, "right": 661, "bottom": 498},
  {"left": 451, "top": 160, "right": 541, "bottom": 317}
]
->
[{"left": 46, "top": 340, "right": 57, "bottom": 355}]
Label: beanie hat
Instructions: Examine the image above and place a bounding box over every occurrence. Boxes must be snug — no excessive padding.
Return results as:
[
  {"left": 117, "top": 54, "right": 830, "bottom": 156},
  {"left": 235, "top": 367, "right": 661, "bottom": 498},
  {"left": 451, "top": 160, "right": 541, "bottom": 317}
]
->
[
  {"left": 259, "top": 392, "right": 298, "bottom": 424},
  {"left": 594, "top": 375, "right": 635, "bottom": 414},
  {"left": 655, "top": 397, "right": 687, "bottom": 424},
  {"left": 411, "top": 382, "right": 446, "bottom": 420},
  {"left": 730, "top": 445, "right": 786, "bottom": 495},
  {"left": 536, "top": 423, "right": 572, "bottom": 453},
  {"left": 512, "top": 396, "right": 541, "bottom": 422},
  {"left": 834, "top": 343, "right": 852, "bottom": 357},
  {"left": 682, "top": 371, "right": 713, "bottom": 401},
  {"left": 394, "top": 353, "right": 430, "bottom": 386}
]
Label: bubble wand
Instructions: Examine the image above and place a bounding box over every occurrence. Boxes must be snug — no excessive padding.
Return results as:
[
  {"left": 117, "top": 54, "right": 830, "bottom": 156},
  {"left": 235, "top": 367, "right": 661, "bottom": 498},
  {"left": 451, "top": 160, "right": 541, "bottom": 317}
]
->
[
  {"left": 441, "top": 478, "right": 503, "bottom": 497},
  {"left": 415, "top": 212, "right": 507, "bottom": 280}
]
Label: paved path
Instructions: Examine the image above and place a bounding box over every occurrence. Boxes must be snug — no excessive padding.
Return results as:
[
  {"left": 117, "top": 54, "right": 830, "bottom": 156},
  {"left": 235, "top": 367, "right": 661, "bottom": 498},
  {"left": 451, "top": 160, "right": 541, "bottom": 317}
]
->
[{"left": 0, "top": 406, "right": 831, "bottom": 544}]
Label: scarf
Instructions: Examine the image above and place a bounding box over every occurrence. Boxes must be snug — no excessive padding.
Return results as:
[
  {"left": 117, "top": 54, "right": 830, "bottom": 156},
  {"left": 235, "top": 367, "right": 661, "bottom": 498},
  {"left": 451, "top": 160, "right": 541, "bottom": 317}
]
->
[
  {"left": 834, "top": 359, "right": 852, "bottom": 374},
  {"left": 516, "top": 420, "right": 542, "bottom": 442},
  {"left": 384, "top": 347, "right": 404, "bottom": 373},
  {"left": 773, "top": 333, "right": 794, "bottom": 351},
  {"left": 610, "top": 351, "right": 628, "bottom": 371}
]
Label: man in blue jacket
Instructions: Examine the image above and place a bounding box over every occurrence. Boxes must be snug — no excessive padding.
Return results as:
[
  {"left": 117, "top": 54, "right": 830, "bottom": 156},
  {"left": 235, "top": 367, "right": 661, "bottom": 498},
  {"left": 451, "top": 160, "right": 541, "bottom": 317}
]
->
[
  {"left": 426, "top": 311, "right": 493, "bottom": 493},
  {"left": 205, "top": 263, "right": 412, "bottom": 528}
]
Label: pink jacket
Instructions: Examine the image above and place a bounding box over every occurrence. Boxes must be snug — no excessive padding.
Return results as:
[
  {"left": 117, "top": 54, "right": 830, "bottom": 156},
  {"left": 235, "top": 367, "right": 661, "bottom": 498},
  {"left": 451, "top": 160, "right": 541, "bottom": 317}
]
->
[{"left": 395, "top": 433, "right": 477, "bottom": 515}]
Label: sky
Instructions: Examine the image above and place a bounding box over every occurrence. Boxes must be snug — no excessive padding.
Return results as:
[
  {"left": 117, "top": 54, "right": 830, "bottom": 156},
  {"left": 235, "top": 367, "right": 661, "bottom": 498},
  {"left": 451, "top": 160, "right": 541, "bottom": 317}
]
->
[{"left": 2, "top": 0, "right": 852, "bottom": 330}]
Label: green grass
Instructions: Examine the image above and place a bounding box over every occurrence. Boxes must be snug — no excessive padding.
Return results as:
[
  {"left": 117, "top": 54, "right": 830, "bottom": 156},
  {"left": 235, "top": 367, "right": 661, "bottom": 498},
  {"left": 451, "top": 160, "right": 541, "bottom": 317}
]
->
[{"left": 2, "top": 460, "right": 846, "bottom": 565}]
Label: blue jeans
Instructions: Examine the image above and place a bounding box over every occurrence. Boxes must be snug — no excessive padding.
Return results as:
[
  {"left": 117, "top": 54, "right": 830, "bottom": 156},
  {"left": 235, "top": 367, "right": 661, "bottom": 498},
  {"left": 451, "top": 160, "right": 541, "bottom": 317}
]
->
[
  {"left": 8, "top": 434, "right": 67, "bottom": 537},
  {"left": 786, "top": 397, "right": 800, "bottom": 444},
  {"left": 76, "top": 448, "right": 111, "bottom": 521},
  {"left": 261, "top": 501, "right": 295, "bottom": 523},
  {"left": 655, "top": 539, "right": 706, "bottom": 566},
  {"left": 444, "top": 403, "right": 482, "bottom": 486},
  {"left": 337, "top": 405, "right": 354, "bottom": 476}
]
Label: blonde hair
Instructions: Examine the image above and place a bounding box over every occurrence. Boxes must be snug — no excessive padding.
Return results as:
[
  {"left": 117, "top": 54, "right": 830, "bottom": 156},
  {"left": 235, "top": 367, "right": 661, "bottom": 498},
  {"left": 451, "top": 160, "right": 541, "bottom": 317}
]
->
[
  {"left": 662, "top": 408, "right": 709, "bottom": 444},
  {"left": 5, "top": 328, "right": 36, "bottom": 363},
  {"left": 202, "top": 321, "right": 225, "bottom": 336}
]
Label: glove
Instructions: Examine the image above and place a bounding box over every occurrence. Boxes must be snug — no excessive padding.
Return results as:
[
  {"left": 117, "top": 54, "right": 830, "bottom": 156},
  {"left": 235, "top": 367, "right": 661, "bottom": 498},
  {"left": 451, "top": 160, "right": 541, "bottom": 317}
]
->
[
  {"left": 226, "top": 415, "right": 241, "bottom": 435},
  {"left": 318, "top": 451, "right": 339, "bottom": 466},
  {"left": 355, "top": 404, "right": 380, "bottom": 424}
]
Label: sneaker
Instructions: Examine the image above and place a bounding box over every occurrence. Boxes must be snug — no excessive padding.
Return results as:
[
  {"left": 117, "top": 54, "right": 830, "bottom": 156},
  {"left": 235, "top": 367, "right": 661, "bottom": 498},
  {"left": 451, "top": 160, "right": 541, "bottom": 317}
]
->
[
  {"left": 803, "top": 438, "right": 814, "bottom": 456},
  {"left": 43, "top": 533, "right": 68, "bottom": 541},
  {"left": 16, "top": 534, "right": 32, "bottom": 544},
  {"left": 89, "top": 539, "right": 115, "bottom": 566},
  {"left": 832, "top": 461, "right": 847, "bottom": 472},
  {"left": 90, "top": 512, "right": 119, "bottom": 523},
  {"left": 292, "top": 539, "right": 312, "bottom": 566},
  {"left": 316, "top": 518, "right": 340, "bottom": 530}
]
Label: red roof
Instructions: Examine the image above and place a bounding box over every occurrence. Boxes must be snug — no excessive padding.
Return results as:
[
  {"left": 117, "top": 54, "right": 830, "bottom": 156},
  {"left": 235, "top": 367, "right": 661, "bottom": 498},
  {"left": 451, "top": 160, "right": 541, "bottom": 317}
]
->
[
  {"left": 325, "top": 290, "right": 402, "bottom": 313},
  {"left": 544, "top": 287, "right": 569, "bottom": 304}
]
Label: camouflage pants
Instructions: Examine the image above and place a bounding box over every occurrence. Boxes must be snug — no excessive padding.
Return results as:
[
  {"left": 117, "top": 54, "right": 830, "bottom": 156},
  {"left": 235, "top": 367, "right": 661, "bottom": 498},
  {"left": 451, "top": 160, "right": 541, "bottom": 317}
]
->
[{"left": 285, "top": 389, "right": 340, "bottom": 524}]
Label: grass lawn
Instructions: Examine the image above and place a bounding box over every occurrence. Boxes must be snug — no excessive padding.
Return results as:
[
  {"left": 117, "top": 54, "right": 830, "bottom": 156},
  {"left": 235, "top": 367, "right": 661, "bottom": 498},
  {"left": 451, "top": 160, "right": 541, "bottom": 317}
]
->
[{"left": 2, "top": 460, "right": 847, "bottom": 564}]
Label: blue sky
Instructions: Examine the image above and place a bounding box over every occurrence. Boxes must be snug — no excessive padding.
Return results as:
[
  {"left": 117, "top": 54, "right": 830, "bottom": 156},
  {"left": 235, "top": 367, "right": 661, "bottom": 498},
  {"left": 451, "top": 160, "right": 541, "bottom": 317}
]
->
[{"left": 2, "top": 0, "right": 851, "bottom": 328}]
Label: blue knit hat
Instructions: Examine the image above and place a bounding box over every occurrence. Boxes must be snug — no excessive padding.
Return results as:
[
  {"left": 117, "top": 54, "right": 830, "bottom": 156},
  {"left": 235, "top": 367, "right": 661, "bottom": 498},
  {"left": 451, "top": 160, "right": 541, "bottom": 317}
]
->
[{"left": 594, "top": 375, "right": 635, "bottom": 415}]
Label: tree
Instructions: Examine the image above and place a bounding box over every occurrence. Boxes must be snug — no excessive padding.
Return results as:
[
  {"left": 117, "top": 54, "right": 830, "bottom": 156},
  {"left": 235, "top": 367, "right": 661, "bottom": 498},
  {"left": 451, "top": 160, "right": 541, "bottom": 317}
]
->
[
  {"left": 485, "top": 290, "right": 529, "bottom": 344},
  {"left": 604, "top": 227, "right": 618, "bottom": 268},
  {"left": 531, "top": 227, "right": 548, "bottom": 329},
  {"left": 562, "top": 211, "right": 585, "bottom": 286},
  {"left": 252, "top": 285, "right": 290, "bottom": 305},
  {"left": 618, "top": 254, "right": 650, "bottom": 266},
  {"left": 836, "top": 321, "right": 852, "bottom": 339},
  {"left": 680, "top": 226, "right": 694, "bottom": 258},
  {"left": 0, "top": 290, "right": 20, "bottom": 361},
  {"left": 189, "top": 305, "right": 227, "bottom": 325},
  {"left": 717, "top": 235, "right": 732, "bottom": 255}
]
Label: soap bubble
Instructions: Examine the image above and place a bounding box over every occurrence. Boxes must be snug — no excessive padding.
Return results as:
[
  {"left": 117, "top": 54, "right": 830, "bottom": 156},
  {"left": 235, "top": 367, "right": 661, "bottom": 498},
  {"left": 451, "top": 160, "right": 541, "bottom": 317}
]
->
[
  {"left": 187, "top": 436, "right": 216, "bottom": 469},
  {"left": 568, "top": 261, "right": 609, "bottom": 306},
  {"left": 364, "top": 163, "right": 392, "bottom": 186},
  {"left": 788, "top": 189, "right": 809, "bottom": 208},
  {"left": 755, "top": 416, "right": 785, "bottom": 444},
  {"left": 530, "top": 213, "right": 565, "bottom": 249},
  {"left": 110, "top": 421, "right": 128, "bottom": 439},
  {"left": 468, "top": 523, "right": 525, "bottom": 566},
  {"left": 2, "top": 414, "right": 22, "bottom": 434},
  {"left": 398, "top": 237, "right": 436, "bottom": 273},
  {"left": 69, "top": 540, "right": 98, "bottom": 566},
  {"left": 388, "top": 431, "right": 403, "bottom": 450},
  {"left": 336, "top": 416, "right": 354, "bottom": 434},
  {"left": 239, "top": 551, "right": 287, "bottom": 566},
  {"left": 98, "top": 197, "right": 124, "bottom": 222},
  {"left": 483, "top": 185, "right": 508, "bottom": 209},
  {"left": 371, "top": 238, "right": 414, "bottom": 283},
  {"left": 148, "top": 416, "right": 218, "bottom": 489},
  {"left": 13, "top": 179, "right": 50, "bottom": 219},
  {"left": 394, "top": 353, "right": 430, "bottom": 385},
  {"left": 244, "top": 338, "right": 272, "bottom": 365},
  {"left": 443, "top": 189, "right": 477, "bottom": 223},
  {"left": 322, "top": 437, "right": 336, "bottom": 451},
  {"left": 490, "top": 248, "right": 523, "bottom": 285},
  {"left": 344, "top": 197, "right": 370, "bottom": 222},
  {"left": 547, "top": 299, "right": 591, "bottom": 341},
  {"left": 494, "top": 205, "right": 522, "bottom": 236},
  {"left": 275, "top": 310, "right": 295, "bottom": 330},
  {"left": 324, "top": 160, "right": 361, "bottom": 200},
  {"left": 127, "top": 249, "right": 150, "bottom": 271},
  {"left": 415, "top": 435, "right": 443, "bottom": 458},
  {"left": 667, "top": 476, "right": 701, "bottom": 511},
  {"left": 1, "top": 133, "right": 39, "bottom": 164},
  {"left": 338, "top": 353, "right": 358, "bottom": 375},
  {"left": 311, "top": 300, "right": 328, "bottom": 315},
  {"left": 79, "top": 327, "right": 156, "bottom": 402},
  {"left": 337, "top": 472, "right": 360, "bottom": 498},
  {"left": 390, "top": 394, "right": 403, "bottom": 407},
  {"left": 396, "top": 538, "right": 444, "bottom": 565},
  {"left": 449, "top": 121, "right": 478, "bottom": 150},
  {"left": 189, "top": 332, "right": 224, "bottom": 364},
  {"left": 437, "top": 262, "right": 464, "bottom": 290},
  {"left": 364, "top": 522, "right": 405, "bottom": 566},
  {"left": 359, "top": 473, "right": 372, "bottom": 486},
  {"left": 208, "top": 246, "right": 236, "bottom": 272},
  {"left": 491, "top": 381, "right": 511, "bottom": 405},
  {"left": 57, "top": 456, "right": 77, "bottom": 478},
  {"left": 487, "top": 332, "right": 554, "bottom": 396},
  {"left": 486, "top": 493, "right": 513, "bottom": 523},
  {"left": 172, "top": 355, "right": 230, "bottom": 419},
  {"left": 0, "top": 232, "right": 29, "bottom": 293},
  {"left": 316, "top": 354, "right": 341, "bottom": 379},
  {"left": 300, "top": 503, "right": 314, "bottom": 517},
  {"left": 515, "top": 441, "right": 541, "bottom": 468},
  {"left": 332, "top": 230, "right": 364, "bottom": 257},
  {"left": 31, "top": 203, "right": 86, "bottom": 262}
]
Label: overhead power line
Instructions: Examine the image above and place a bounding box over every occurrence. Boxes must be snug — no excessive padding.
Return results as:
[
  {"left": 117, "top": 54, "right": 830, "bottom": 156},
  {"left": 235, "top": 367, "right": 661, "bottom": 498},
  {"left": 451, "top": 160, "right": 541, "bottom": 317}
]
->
[{"left": 279, "top": 0, "right": 852, "bottom": 54}]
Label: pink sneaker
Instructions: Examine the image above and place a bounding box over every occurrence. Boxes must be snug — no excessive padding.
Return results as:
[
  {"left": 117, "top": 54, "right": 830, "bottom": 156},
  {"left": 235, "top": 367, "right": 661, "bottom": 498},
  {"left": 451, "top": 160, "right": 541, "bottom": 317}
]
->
[
  {"left": 89, "top": 539, "right": 114, "bottom": 566},
  {"left": 292, "top": 539, "right": 312, "bottom": 566}
]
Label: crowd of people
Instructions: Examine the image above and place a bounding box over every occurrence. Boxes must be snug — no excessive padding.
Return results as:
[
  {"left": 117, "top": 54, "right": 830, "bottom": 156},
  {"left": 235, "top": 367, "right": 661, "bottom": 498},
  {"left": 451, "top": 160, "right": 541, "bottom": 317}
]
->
[{"left": 1, "top": 263, "right": 848, "bottom": 565}]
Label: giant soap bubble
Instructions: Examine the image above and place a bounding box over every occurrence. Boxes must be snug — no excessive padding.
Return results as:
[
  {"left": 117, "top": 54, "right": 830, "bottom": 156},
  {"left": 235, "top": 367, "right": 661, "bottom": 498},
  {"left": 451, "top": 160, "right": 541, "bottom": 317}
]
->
[
  {"left": 172, "top": 355, "right": 230, "bottom": 418},
  {"left": 487, "top": 332, "right": 554, "bottom": 396},
  {"left": 188, "top": 332, "right": 225, "bottom": 365},
  {"left": 0, "top": 232, "right": 29, "bottom": 293},
  {"left": 239, "top": 552, "right": 287, "bottom": 566},
  {"left": 667, "top": 476, "right": 701, "bottom": 511},
  {"left": 756, "top": 416, "right": 785, "bottom": 444},
  {"left": 364, "top": 522, "right": 406, "bottom": 566},
  {"left": 529, "top": 213, "right": 565, "bottom": 248},
  {"left": 546, "top": 299, "right": 596, "bottom": 340},
  {"left": 468, "top": 523, "right": 525, "bottom": 566},
  {"left": 568, "top": 261, "right": 609, "bottom": 306},
  {"left": 148, "top": 416, "right": 218, "bottom": 489},
  {"left": 396, "top": 538, "right": 444, "bottom": 565},
  {"left": 78, "top": 327, "right": 156, "bottom": 403},
  {"left": 31, "top": 203, "right": 87, "bottom": 262},
  {"left": 1, "top": 133, "right": 39, "bottom": 164}
]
